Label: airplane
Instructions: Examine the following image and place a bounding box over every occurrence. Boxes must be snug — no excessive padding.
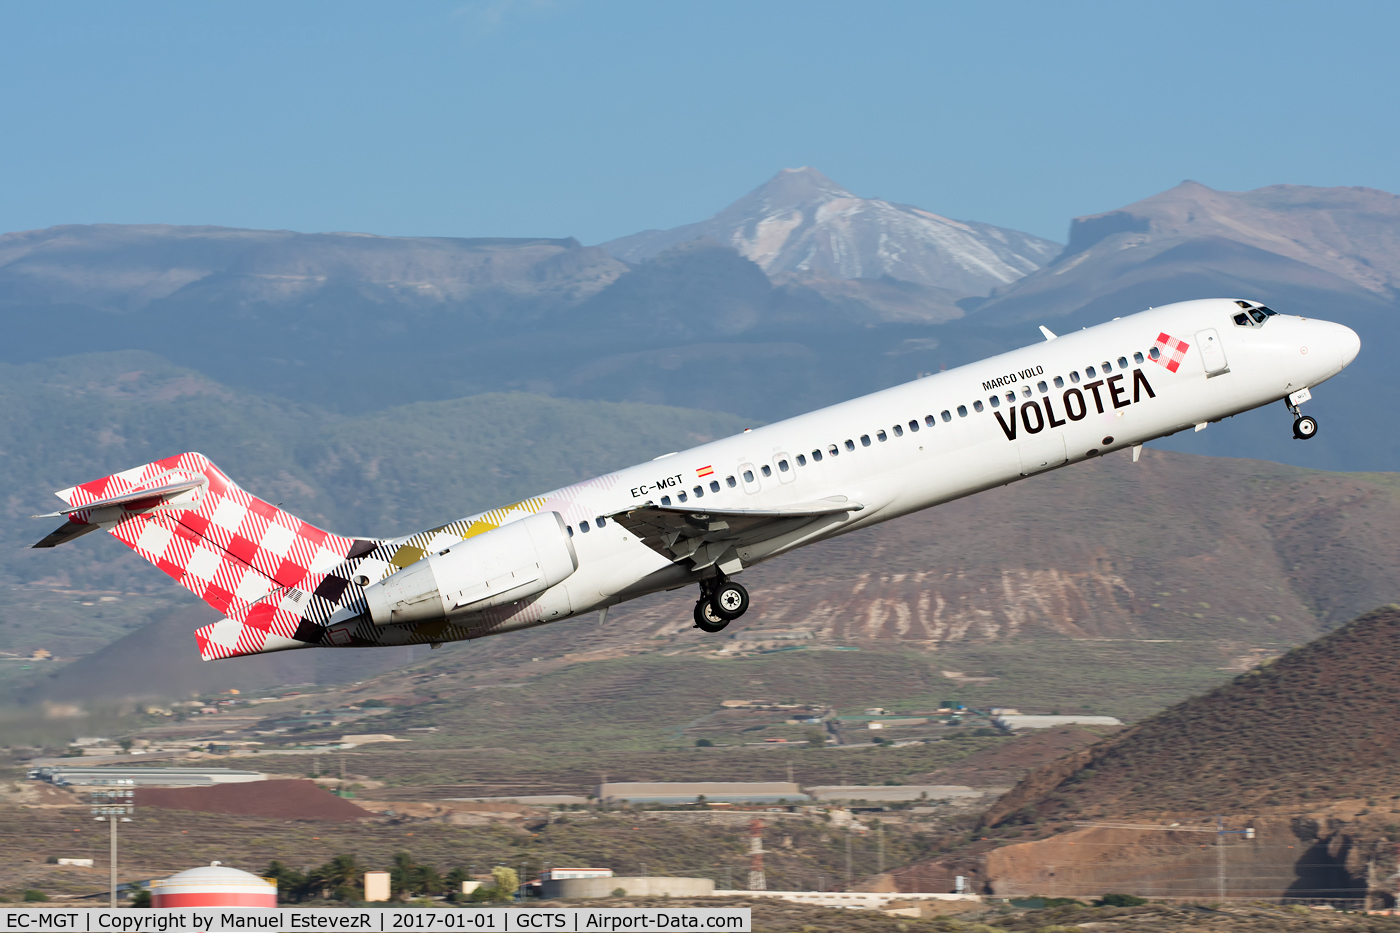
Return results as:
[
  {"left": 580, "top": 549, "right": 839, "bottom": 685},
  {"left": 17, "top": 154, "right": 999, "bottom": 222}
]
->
[{"left": 32, "top": 298, "right": 1360, "bottom": 661}]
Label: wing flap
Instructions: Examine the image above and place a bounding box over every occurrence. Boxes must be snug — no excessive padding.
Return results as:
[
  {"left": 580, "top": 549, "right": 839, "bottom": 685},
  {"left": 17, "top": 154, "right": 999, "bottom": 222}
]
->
[{"left": 610, "top": 497, "right": 862, "bottom": 568}]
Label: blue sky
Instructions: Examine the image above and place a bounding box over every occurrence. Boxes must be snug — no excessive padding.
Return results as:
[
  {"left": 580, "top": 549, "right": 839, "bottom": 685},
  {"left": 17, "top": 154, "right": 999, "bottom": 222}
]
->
[{"left": 2, "top": 1, "right": 1397, "bottom": 244}]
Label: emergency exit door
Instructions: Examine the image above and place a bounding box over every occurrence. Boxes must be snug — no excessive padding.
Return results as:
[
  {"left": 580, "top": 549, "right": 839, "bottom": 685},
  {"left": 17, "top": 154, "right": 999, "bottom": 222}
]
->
[{"left": 1196, "top": 328, "right": 1229, "bottom": 375}]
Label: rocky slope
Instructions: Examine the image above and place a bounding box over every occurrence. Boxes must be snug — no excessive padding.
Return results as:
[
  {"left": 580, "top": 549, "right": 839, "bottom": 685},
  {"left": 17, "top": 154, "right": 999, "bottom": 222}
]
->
[
  {"left": 956, "top": 606, "right": 1400, "bottom": 900},
  {"left": 972, "top": 181, "right": 1400, "bottom": 325},
  {"left": 981, "top": 606, "right": 1400, "bottom": 826}
]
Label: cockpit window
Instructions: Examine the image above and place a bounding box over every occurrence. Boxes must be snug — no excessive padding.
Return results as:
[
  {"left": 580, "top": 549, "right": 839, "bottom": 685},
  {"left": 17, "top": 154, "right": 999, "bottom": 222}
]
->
[
  {"left": 1234, "top": 301, "right": 1276, "bottom": 326},
  {"left": 1234, "top": 308, "right": 1271, "bottom": 328}
]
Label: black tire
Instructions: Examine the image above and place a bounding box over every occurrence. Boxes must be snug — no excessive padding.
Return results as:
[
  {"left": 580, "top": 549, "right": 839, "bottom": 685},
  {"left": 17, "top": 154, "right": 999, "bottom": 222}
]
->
[
  {"left": 711, "top": 581, "right": 750, "bottom": 620},
  {"left": 693, "top": 598, "right": 728, "bottom": 633},
  {"left": 1293, "top": 415, "right": 1319, "bottom": 440}
]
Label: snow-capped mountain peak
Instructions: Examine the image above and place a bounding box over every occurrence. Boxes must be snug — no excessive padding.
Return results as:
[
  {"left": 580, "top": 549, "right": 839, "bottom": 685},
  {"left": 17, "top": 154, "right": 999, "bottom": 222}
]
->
[{"left": 603, "top": 168, "right": 1061, "bottom": 297}]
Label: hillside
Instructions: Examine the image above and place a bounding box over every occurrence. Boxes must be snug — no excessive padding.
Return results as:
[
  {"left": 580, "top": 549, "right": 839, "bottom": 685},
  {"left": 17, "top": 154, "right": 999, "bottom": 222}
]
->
[{"left": 982, "top": 606, "right": 1400, "bottom": 826}]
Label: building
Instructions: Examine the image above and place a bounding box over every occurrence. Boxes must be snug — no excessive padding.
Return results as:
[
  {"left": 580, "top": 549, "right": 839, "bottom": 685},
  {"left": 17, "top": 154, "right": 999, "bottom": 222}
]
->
[
  {"left": 805, "top": 784, "right": 983, "bottom": 802},
  {"left": 364, "top": 872, "right": 391, "bottom": 902},
  {"left": 29, "top": 766, "right": 267, "bottom": 787},
  {"left": 597, "top": 782, "right": 808, "bottom": 805},
  {"left": 151, "top": 862, "right": 276, "bottom": 907},
  {"left": 993, "top": 714, "right": 1123, "bottom": 730},
  {"left": 541, "top": 876, "right": 714, "bottom": 899}
]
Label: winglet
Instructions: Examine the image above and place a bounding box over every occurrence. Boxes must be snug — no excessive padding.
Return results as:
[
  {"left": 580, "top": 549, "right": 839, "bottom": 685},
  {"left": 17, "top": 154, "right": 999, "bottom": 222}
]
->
[{"left": 1039, "top": 325, "right": 1057, "bottom": 341}]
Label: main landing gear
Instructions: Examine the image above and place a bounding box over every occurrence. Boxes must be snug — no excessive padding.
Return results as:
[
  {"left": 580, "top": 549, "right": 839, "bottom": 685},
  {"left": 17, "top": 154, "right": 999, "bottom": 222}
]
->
[
  {"left": 1286, "top": 389, "right": 1318, "bottom": 441},
  {"left": 693, "top": 577, "right": 750, "bottom": 633}
]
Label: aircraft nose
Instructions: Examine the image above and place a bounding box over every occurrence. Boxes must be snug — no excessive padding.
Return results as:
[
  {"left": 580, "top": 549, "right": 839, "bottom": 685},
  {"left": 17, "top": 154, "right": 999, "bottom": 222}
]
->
[{"left": 1337, "top": 323, "right": 1361, "bottom": 368}]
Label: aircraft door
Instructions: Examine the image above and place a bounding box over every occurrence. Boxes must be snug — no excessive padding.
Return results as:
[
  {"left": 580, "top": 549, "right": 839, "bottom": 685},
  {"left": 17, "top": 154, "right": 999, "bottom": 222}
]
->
[
  {"left": 737, "top": 462, "right": 761, "bottom": 495},
  {"left": 1019, "top": 434, "right": 1067, "bottom": 476},
  {"left": 773, "top": 453, "right": 795, "bottom": 484},
  {"left": 1196, "top": 328, "right": 1229, "bottom": 374}
]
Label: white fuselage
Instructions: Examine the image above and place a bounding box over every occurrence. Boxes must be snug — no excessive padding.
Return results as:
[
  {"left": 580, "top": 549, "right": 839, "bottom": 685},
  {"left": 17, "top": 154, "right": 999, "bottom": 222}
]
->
[{"left": 399, "top": 298, "right": 1360, "bottom": 632}]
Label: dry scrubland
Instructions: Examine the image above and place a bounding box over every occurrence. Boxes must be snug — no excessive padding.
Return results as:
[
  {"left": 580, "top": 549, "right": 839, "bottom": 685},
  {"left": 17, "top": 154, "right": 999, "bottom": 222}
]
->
[{"left": 985, "top": 608, "right": 1400, "bottom": 824}]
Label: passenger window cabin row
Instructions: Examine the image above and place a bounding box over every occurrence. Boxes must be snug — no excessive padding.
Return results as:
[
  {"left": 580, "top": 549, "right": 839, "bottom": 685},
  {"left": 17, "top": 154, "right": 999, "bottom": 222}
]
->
[
  {"left": 985, "top": 347, "right": 1160, "bottom": 410},
  {"left": 567, "top": 345, "right": 1164, "bottom": 534}
]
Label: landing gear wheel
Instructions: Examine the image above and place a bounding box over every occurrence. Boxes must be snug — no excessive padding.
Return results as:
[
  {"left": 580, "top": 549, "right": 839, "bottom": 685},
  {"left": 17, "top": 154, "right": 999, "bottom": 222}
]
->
[
  {"left": 711, "top": 581, "right": 750, "bottom": 621},
  {"left": 1293, "top": 415, "right": 1318, "bottom": 440},
  {"left": 693, "top": 598, "right": 729, "bottom": 633}
]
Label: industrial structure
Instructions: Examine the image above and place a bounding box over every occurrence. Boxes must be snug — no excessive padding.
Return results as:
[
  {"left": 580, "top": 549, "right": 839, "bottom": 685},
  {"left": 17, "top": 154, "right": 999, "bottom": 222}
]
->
[
  {"left": 29, "top": 766, "right": 267, "bottom": 787},
  {"left": 150, "top": 862, "right": 277, "bottom": 907},
  {"left": 540, "top": 876, "right": 714, "bottom": 899},
  {"left": 596, "top": 781, "right": 807, "bottom": 804}
]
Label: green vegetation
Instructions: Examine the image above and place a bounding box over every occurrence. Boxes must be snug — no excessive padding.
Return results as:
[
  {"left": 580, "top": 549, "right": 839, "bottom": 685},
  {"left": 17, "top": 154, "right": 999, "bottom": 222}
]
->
[{"left": 487, "top": 866, "right": 519, "bottom": 903}]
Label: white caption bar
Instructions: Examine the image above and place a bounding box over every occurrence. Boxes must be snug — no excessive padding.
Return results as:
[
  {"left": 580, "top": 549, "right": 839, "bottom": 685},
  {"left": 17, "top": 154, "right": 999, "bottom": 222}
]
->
[{"left": 0, "top": 909, "right": 751, "bottom": 933}]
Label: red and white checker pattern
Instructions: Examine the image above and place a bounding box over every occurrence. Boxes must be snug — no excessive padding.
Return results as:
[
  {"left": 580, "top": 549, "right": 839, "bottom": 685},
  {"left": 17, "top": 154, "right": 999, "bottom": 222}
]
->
[
  {"left": 54, "top": 452, "right": 358, "bottom": 660},
  {"left": 1152, "top": 332, "right": 1190, "bottom": 373}
]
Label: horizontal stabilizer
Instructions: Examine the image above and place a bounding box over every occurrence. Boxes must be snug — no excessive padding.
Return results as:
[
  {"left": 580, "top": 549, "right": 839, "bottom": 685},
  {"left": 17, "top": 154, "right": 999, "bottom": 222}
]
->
[
  {"left": 32, "top": 473, "right": 207, "bottom": 519},
  {"left": 31, "top": 520, "right": 103, "bottom": 549},
  {"left": 31, "top": 469, "right": 209, "bottom": 549}
]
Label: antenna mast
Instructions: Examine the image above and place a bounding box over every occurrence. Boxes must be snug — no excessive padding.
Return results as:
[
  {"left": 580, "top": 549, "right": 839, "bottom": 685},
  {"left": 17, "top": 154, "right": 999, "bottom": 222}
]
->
[{"left": 748, "top": 818, "right": 766, "bottom": 891}]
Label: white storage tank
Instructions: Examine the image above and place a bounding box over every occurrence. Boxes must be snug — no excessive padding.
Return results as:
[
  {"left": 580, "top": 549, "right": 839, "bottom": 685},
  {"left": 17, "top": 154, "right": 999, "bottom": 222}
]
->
[{"left": 150, "top": 862, "right": 277, "bottom": 908}]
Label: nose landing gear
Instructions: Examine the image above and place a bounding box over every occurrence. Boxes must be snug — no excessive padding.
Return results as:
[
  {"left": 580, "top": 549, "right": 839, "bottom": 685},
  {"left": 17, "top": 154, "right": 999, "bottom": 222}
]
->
[
  {"left": 1286, "top": 389, "right": 1318, "bottom": 441},
  {"left": 692, "top": 577, "right": 750, "bottom": 633}
]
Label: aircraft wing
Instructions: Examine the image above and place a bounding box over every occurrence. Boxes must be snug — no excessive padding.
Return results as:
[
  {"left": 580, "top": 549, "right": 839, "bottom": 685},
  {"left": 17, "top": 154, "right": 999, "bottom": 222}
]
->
[{"left": 609, "top": 497, "right": 863, "bottom": 571}]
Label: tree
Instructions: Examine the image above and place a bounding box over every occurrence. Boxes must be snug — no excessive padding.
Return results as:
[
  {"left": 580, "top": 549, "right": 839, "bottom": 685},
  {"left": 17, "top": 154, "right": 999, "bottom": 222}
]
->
[
  {"left": 416, "top": 865, "right": 444, "bottom": 896},
  {"left": 321, "top": 854, "right": 364, "bottom": 891},
  {"left": 445, "top": 867, "right": 471, "bottom": 901},
  {"left": 390, "top": 852, "right": 419, "bottom": 900},
  {"left": 490, "top": 866, "right": 519, "bottom": 902},
  {"left": 805, "top": 728, "right": 826, "bottom": 748},
  {"left": 265, "top": 861, "right": 308, "bottom": 903},
  {"left": 129, "top": 888, "right": 152, "bottom": 908}
]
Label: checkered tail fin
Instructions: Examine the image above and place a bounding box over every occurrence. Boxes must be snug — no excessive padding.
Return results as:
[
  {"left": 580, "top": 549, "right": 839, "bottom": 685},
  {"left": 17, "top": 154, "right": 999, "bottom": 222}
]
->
[{"left": 33, "top": 452, "right": 378, "bottom": 660}]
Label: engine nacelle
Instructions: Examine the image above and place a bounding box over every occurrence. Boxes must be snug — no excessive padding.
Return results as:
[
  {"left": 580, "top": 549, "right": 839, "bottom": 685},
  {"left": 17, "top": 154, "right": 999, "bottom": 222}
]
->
[{"left": 364, "top": 511, "right": 578, "bottom": 627}]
